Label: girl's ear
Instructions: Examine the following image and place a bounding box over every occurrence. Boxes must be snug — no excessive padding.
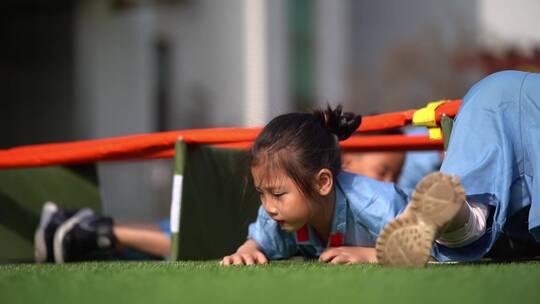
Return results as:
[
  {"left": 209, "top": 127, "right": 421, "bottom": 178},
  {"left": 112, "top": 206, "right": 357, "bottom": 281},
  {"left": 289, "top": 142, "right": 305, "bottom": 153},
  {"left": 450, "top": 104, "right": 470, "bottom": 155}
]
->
[{"left": 315, "top": 169, "right": 333, "bottom": 196}]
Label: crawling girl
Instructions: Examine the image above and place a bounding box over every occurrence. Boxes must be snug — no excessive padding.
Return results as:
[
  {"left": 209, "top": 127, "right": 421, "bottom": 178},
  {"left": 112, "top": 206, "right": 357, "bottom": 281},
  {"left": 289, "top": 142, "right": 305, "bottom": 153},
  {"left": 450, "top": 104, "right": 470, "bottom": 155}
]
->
[{"left": 221, "top": 105, "right": 409, "bottom": 265}]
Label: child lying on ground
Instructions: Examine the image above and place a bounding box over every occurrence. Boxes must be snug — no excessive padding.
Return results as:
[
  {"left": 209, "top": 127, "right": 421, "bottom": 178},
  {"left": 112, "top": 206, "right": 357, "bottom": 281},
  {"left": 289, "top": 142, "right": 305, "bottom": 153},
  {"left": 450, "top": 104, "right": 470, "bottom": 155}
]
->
[
  {"left": 35, "top": 202, "right": 170, "bottom": 263},
  {"left": 378, "top": 70, "right": 540, "bottom": 265}
]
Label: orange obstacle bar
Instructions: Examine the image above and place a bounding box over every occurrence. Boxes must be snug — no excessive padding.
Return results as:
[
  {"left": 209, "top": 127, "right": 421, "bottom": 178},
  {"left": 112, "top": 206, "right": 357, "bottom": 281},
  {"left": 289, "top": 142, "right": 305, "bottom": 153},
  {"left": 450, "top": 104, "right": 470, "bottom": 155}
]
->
[
  {"left": 342, "top": 134, "right": 443, "bottom": 151},
  {"left": 0, "top": 100, "right": 461, "bottom": 169},
  {"left": 0, "top": 128, "right": 259, "bottom": 169},
  {"left": 215, "top": 135, "right": 443, "bottom": 152},
  {"left": 434, "top": 100, "right": 461, "bottom": 121}
]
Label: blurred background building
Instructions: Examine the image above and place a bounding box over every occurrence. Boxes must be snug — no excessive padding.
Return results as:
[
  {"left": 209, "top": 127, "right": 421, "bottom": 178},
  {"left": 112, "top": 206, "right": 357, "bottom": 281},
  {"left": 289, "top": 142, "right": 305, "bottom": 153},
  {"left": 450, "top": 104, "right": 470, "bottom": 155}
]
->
[{"left": 2, "top": 0, "right": 540, "bottom": 222}]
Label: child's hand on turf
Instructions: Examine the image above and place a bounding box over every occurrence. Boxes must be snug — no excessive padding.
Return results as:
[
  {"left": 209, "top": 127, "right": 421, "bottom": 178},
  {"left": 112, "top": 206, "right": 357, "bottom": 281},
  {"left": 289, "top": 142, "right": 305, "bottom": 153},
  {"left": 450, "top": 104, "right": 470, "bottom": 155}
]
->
[
  {"left": 319, "top": 246, "right": 377, "bottom": 264},
  {"left": 221, "top": 240, "right": 268, "bottom": 266}
]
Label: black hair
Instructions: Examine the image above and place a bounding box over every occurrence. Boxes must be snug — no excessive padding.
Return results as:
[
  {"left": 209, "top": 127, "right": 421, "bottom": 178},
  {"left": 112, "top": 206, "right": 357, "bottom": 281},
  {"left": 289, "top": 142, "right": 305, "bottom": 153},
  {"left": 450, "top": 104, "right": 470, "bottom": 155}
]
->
[{"left": 251, "top": 105, "right": 362, "bottom": 198}]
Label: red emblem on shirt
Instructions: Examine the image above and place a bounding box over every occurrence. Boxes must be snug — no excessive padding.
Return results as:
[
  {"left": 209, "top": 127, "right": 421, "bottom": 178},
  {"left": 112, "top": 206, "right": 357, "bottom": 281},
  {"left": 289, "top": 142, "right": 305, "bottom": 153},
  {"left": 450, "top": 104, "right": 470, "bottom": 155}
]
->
[
  {"left": 328, "top": 232, "right": 344, "bottom": 247},
  {"left": 296, "top": 225, "right": 309, "bottom": 242}
]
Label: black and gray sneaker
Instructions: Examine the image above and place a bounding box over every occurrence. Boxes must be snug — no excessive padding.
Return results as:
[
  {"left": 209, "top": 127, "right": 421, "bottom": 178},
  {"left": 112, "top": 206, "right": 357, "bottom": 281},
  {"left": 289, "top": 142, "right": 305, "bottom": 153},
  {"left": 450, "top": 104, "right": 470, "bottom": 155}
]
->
[
  {"left": 34, "top": 202, "right": 84, "bottom": 263},
  {"left": 53, "top": 212, "right": 117, "bottom": 263}
]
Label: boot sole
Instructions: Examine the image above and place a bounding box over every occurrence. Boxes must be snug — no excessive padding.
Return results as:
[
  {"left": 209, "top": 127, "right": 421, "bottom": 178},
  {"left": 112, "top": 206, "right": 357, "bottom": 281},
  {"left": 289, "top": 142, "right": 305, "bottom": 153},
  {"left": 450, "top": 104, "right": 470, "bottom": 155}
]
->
[
  {"left": 34, "top": 202, "right": 58, "bottom": 263},
  {"left": 376, "top": 172, "right": 465, "bottom": 266},
  {"left": 53, "top": 208, "right": 94, "bottom": 264}
]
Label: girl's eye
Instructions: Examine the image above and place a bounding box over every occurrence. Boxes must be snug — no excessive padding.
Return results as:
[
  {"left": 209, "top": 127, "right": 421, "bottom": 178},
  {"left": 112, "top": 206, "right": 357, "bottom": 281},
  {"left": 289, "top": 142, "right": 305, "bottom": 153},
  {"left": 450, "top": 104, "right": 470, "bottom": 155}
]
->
[{"left": 273, "top": 192, "right": 285, "bottom": 197}]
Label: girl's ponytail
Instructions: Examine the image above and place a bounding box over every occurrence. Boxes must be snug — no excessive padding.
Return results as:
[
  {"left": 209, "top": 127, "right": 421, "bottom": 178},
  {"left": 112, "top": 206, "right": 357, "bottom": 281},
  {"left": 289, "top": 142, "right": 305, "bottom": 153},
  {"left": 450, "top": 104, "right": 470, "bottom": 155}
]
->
[{"left": 316, "top": 105, "right": 362, "bottom": 141}]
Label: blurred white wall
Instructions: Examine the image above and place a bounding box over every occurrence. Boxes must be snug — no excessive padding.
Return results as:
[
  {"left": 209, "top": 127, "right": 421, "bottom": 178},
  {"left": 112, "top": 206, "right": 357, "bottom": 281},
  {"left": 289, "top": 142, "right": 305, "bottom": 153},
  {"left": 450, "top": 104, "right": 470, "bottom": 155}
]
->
[
  {"left": 75, "top": 1, "right": 166, "bottom": 222},
  {"left": 74, "top": 0, "right": 288, "bottom": 221},
  {"left": 6, "top": 0, "right": 540, "bottom": 222},
  {"left": 265, "top": 0, "right": 290, "bottom": 121},
  {"left": 75, "top": 1, "right": 155, "bottom": 139},
  {"left": 315, "top": 0, "right": 351, "bottom": 106},
  {"left": 347, "top": 0, "right": 480, "bottom": 114},
  {"left": 478, "top": 0, "right": 540, "bottom": 52},
  {"left": 154, "top": 0, "right": 289, "bottom": 129},
  {"left": 329, "top": 0, "right": 540, "bottom": 115},
  {"left": 153, "top": 1, "right": 246, "bottom": 129}
]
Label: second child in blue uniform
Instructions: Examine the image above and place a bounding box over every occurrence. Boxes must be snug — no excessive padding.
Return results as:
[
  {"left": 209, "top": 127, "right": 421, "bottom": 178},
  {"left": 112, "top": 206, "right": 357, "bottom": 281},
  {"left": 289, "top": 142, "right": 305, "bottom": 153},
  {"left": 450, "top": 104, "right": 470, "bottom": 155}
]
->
[{"left": 377, "top": 71, "right": 540, "bottom": 266}]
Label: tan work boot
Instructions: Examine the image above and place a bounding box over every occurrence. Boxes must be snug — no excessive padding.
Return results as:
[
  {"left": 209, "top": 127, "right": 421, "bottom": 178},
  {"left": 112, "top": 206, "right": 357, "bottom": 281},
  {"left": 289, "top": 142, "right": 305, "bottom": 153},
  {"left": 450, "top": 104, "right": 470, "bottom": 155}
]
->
[{"left": 376, "top": 172, "right": 466, "bottom": 266}]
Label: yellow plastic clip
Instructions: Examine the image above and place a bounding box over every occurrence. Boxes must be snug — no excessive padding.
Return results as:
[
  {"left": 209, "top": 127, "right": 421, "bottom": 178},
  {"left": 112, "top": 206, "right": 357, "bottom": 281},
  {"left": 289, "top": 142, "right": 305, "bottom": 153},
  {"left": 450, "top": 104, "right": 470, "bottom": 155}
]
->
[
  {"left": 412, "top": 101, "right": 446, "bottom": 140},
  {"left": 427, "top": 127, "right": 442, "bottom": 140}
]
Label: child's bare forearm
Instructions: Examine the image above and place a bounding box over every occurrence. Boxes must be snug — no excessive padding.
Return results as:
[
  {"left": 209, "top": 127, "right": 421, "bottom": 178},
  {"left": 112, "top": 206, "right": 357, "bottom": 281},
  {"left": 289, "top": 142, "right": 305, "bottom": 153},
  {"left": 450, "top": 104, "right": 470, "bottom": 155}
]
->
[
  {"left": 236, "top": 239, "right": 259, "bottom": 253},
  {"left": 319, "top": 246, "right": 377, "bottom": 264}
]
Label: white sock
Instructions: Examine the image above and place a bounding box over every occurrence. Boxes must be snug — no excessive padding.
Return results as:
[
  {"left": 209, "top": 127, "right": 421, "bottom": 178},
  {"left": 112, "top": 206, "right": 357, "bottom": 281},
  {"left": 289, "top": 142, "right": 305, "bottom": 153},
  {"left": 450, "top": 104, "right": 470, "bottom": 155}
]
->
[{"left": 435, "top": 201, "right": 489, "bottom": 248}]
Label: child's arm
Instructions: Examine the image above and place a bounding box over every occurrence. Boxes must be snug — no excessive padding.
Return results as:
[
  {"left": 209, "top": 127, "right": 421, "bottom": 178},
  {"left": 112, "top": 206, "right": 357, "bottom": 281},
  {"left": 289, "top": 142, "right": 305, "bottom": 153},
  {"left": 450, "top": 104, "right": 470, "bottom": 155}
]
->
[
  {"left": 319, "top": 246, "right": 377, "bottom": 264},
  {"left": 221, "top": 239, "right": 268, "bottom": 266}
]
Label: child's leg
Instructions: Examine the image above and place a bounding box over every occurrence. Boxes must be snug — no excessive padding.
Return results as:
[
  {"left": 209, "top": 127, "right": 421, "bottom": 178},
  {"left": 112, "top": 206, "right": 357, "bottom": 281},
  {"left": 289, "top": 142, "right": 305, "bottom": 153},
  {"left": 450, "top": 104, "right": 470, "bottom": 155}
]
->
[
  {"left": 35, "top": 202, "right": 171, "bottom": 263},
  {"left": 113, "top": 224, "right": 171, "bottom": 258},
  {"left": 436, "top": 202, "right": 488, "bottom": 248},
  {"left": 376, "top": 172, "right": 484, "bottom": 266}
]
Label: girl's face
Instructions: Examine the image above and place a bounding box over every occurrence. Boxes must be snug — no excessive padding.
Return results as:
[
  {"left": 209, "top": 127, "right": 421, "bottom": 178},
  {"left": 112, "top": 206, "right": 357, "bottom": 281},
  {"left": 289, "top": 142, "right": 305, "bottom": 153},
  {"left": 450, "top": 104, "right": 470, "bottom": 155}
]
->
[{"left": 251, "top": 164, "right": 312, "bottom": 232}]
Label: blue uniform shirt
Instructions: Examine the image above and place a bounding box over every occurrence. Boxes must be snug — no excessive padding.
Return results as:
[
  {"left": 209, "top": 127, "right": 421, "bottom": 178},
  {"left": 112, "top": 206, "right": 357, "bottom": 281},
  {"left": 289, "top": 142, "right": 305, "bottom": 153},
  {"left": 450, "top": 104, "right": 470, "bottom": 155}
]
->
[{"left": 247, "top": 172, "right": 408, "bottom": 260}]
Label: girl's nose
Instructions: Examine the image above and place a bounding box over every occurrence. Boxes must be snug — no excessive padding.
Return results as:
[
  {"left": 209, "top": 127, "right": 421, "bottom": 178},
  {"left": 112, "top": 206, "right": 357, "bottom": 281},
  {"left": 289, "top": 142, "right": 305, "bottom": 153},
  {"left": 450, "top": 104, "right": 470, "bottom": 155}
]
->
[{"left": 262, "top": 198, "right": 278, "bottom": 216}]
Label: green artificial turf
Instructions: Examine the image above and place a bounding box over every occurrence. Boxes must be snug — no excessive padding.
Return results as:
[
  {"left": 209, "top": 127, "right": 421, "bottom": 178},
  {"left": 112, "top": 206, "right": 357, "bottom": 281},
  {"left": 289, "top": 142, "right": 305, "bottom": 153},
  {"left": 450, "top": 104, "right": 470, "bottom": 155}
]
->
[{"left": 1, "top": 261, "right": 539, "bottom": 304}]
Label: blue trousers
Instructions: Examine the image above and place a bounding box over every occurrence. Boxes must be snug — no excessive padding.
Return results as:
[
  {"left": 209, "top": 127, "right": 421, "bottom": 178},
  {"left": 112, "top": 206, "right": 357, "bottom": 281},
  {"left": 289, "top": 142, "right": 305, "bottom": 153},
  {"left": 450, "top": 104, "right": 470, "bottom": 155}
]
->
[{"left": 435, "top": 71, "right": 540, "bottom": 261}]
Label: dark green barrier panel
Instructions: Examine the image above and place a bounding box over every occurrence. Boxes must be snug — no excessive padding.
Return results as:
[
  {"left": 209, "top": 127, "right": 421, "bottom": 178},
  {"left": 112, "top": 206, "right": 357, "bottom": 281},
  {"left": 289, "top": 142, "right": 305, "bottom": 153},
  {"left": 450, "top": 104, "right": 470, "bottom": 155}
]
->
[
  {"left": 0, "top": 165, "right": 100, "bottom": 262},
  {"left": 176, "top": 145, "right": 259, "bottom": 260},
  {"left": 441, "top": 114, "right": 454, "bottom": 151}
]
